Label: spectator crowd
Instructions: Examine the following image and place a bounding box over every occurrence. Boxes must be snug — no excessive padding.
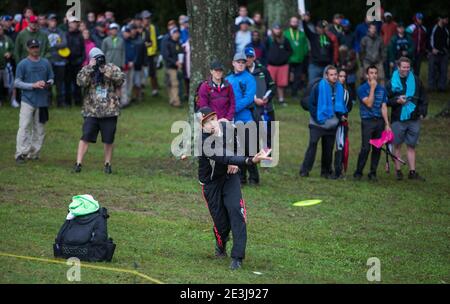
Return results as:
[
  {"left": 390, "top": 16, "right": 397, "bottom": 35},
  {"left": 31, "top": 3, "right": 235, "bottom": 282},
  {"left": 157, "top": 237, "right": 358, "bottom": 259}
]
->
[{"left": 0, "top": 5, "right": 448, "bottom": 183}]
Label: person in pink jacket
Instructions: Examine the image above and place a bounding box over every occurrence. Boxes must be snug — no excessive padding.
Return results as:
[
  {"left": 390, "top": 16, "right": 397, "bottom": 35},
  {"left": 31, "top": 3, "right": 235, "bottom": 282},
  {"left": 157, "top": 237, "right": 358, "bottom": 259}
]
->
[
  {"left": 82, "top": 29, "right": 96, "bottom": 67},
  {"left": 197, "top": 61, "right": 235, "bottom": 121}
]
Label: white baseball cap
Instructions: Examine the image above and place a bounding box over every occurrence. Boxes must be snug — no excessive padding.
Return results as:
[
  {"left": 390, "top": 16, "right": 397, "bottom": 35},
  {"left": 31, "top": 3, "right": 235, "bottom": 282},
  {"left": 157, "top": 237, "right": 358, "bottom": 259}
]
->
[{"left": 109, "top": 23, "right": 120, "bottom": 30}]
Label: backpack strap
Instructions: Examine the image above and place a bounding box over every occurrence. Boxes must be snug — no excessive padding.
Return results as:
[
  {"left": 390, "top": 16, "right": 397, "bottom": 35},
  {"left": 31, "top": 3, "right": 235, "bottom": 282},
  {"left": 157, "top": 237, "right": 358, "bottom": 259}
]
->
[{"left": 55, "top": 220, "right": 71, "bottom": 244}]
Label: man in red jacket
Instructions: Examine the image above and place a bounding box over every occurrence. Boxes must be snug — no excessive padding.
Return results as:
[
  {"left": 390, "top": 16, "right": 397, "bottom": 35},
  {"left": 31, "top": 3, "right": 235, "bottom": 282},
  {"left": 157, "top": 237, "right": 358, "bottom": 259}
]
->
[
  {"left": 406, "top": 13, "right": 427, "bottom": 76},
  {"left": 15, "top": 7, "right": 34, "bottom": 33}
]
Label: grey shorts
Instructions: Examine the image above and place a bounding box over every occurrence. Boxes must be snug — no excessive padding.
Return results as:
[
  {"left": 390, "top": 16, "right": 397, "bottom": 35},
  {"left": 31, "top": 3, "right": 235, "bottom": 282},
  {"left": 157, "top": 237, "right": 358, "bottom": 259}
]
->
[{"left": 392, "top": 120, "right": 421, "bottom": 147}]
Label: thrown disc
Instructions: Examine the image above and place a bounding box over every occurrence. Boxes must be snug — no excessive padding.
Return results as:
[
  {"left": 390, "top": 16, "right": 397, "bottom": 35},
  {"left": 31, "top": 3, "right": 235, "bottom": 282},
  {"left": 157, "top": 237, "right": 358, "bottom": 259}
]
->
[{"left": 292, "top": 199, "right": 322, "bottom": 207}]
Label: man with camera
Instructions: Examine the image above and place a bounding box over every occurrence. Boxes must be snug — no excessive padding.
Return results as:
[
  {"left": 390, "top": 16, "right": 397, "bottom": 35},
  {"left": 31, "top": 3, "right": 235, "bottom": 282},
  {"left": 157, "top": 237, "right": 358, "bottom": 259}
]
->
[
  {"left": 14, "top": 38, "right": 54, "bottom": 164},
  {"left": 73, "top": 47, "right": 125, "bottom": 174}
]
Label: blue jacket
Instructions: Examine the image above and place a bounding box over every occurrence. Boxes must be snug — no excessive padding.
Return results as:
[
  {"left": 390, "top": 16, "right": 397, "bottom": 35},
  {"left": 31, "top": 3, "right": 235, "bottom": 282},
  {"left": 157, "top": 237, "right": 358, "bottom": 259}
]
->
[
  {"left": 124, "top": 37, "right": 137, "bottom": 65},
  {"left": 226, "top": 71, "right": 256, "bottom": 123}
]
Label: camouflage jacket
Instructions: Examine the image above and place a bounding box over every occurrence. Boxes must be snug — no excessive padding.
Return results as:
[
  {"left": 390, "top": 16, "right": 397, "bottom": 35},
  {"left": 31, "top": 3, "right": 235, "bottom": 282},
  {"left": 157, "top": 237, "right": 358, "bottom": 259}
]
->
[{"left": 77, "top": 63, "right": 125, "bottom": 118}]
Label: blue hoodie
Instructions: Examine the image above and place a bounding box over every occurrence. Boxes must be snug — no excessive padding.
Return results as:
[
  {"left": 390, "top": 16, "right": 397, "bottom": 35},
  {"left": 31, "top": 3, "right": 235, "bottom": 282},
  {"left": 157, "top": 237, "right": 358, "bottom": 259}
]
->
[{"left": 226, "top": 70, "right": 256, "bottom": 123}]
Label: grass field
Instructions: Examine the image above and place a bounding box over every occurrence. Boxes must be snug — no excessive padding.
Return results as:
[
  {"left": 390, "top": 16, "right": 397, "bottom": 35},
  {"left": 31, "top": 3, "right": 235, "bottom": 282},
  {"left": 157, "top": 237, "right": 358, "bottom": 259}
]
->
[{"left": 0, "top": 71, "right": 449, "bottom": 284}]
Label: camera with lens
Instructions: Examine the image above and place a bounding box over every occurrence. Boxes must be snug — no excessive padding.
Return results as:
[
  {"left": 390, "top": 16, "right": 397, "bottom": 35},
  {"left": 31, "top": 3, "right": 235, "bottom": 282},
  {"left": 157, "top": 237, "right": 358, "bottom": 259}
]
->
[{"left": 94, "top": 55, "right": 106, "bottom": 70}]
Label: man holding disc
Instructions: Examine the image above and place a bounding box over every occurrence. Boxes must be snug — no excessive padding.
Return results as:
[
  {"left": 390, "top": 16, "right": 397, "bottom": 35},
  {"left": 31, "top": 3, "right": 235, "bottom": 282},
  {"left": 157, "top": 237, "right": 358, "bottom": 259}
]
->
[{"left": 197, "top": 106, "right": 271, "bottom": 270}]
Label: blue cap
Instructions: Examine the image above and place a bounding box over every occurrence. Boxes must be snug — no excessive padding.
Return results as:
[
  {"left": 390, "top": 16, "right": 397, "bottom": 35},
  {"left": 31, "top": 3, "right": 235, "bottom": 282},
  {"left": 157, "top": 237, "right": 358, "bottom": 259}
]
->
[
  {"left": 244, "top": 47, "right": 255, "bottom": 57},
  {"left": 415, "top": 13, "right": 424, "bottom": 20},
  {"left": 341, "top": 19, "right": 350, "bottom": 27},
  {"left": 2, "top": 15, "right": 12, "bottom": 21}
]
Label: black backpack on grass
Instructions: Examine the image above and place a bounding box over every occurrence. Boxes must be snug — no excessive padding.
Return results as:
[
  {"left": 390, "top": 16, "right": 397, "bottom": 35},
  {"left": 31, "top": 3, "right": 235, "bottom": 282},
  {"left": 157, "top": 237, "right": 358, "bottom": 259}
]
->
[{"left": 53, "top": 207, "right": 116, "bottom": 262}]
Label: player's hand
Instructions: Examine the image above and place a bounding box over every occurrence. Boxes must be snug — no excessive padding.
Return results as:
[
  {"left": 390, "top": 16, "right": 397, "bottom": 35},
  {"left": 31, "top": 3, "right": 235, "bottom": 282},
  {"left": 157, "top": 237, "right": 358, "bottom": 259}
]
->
[
  {"left": 227, "top": 165, "right": 239, "bottom": 174},
  {"left": 89, "top": 58, "right": 96, "bottom": 67},
  {"left": 252, "top": 148, "right": 272, "bottom": 164}
]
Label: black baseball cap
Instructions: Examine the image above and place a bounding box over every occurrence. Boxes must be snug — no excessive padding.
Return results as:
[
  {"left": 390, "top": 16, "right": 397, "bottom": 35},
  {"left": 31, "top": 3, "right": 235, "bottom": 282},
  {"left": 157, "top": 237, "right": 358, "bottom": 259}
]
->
[
  {"left": 197, "top": 107, "right": 217, "bottom": 125},
  {"left": 48, "top": 14, "right": 57, "bottom": 20},
  {"left": 27, "top": 39, "right": 40, "bottom": 48},
  {"left": 210, "top": 61, "right": 224, "bottom": 70}
]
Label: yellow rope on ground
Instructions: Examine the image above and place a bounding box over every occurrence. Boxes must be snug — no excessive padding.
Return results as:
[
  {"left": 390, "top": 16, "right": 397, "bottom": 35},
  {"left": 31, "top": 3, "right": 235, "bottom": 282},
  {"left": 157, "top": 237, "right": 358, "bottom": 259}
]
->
[{"left": 0, "top": 251, "right": 164, "bottom": 284}]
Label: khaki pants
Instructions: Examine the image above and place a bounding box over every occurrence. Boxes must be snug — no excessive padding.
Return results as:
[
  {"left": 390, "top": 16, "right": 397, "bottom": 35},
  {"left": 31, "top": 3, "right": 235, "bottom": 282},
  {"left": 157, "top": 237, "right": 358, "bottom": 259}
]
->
[
  {"left": 166, "top": 68, "right": 180, "bottom": 106},
  {"left": 120, "top": 69, "right": 133, "bottom": 107},
  {"left": 15, "top": 102, "right": 45, "bottom": 159}
]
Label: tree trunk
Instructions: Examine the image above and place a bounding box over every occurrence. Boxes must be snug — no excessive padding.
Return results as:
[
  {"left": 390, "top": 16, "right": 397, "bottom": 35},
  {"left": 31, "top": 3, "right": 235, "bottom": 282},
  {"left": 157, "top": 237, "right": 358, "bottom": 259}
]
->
[
  {"left": 186, "top": 0, "right": 237, "bottom": 155},
  {"left": 264, "top": 0, "right": 298, "bottom": 29}
]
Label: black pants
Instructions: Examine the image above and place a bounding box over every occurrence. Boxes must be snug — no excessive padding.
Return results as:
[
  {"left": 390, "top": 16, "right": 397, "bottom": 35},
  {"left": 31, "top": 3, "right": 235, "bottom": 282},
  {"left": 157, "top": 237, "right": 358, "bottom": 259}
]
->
[
  {"left": 65, "top": 64, "right": 82, "bottom": 106},
  {"left": 354, "top": 118, "right": 384, "bottom": 176},
  {"left": 289, "top": 63, "right": 305, "bottom": 97},
  {"left": 50, "top": 65, "right": 66, "bottom": 107},
  {"left": 237, "top": 126, "right": 259, "bottom": 183},
  {"left": 202, "top": 174, "right": 247, "bottom": 259},
  {"left": 300, "top": 125, "right": 336, "bottom": 175},
  {"left": 256, "top": 109, "right": 276, "bottom": 149},
  {"left": 413, "top": 53, "right": 425, "bottom": 77}
]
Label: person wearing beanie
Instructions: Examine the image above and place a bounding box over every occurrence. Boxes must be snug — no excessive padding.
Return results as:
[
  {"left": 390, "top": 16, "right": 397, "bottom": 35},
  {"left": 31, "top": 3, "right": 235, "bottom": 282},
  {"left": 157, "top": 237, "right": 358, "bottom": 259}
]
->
[{"left": 73, "top": 47, "right": 125, "bottom": 174}]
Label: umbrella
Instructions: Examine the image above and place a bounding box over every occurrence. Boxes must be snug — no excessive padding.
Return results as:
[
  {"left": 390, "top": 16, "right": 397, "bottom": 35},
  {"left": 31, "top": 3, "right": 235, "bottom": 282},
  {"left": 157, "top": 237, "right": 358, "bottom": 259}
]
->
[{"left": 335, "top": 121, "right": 349, "bottom": 173}]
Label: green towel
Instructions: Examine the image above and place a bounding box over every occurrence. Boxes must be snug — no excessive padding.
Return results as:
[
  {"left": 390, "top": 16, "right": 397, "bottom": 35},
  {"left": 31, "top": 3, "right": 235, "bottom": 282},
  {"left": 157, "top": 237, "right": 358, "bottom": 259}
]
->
[{"left": 69, "top": 195, "right": 100, "bottom": 217}]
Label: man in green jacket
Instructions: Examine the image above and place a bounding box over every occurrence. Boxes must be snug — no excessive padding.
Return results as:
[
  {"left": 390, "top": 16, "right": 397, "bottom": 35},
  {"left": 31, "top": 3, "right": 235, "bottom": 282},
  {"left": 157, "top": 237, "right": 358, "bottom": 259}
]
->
[
  {"left": 14, "top": 15, "right": 50, "bottom": 63},
  {"left": 283, "top": 16, "right": 308, "bottom": 98},
  {"left": 101, "top": 23, "right": 125, "bottom": 69}
]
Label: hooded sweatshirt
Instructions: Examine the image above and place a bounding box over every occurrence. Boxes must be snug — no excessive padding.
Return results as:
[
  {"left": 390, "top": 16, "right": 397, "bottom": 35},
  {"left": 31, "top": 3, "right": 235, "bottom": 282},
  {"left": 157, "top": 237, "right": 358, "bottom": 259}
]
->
[{"left": 360, "top": 33, "right": 385, "bottom": 64}]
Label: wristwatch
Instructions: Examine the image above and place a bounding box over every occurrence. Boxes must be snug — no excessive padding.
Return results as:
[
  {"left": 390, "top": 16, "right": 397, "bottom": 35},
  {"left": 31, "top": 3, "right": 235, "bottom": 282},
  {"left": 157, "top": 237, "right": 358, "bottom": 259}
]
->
[{"left": 245, "top": 157, "right": 254, "bottom": 165}]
